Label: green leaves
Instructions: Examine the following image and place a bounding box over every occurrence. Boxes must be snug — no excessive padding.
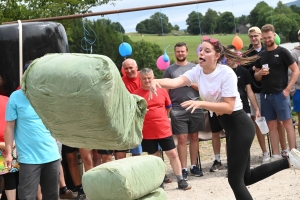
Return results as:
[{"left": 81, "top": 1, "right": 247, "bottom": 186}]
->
[
  {"left": 0, "top": 0, "right": 117, "bottom": 24},
  {"left": 186, "top": 11, "right": 203, "bottom": 35}
]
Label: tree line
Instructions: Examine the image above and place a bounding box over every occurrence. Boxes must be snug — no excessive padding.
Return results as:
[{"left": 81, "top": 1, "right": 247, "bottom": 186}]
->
[
  {"left": 135, "top": 1, "right": 300, "bottom": 42},
  {"left": 0, "top": 0, "right": 164, "bottom": 77}
]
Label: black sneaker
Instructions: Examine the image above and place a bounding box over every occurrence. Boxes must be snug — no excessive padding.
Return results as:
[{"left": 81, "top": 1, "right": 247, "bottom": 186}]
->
[
  {"left": 190, "top": 166, "right": 203, "bottom": 177},
  {"left": 210, "top": 160, "right": 223, "bottom": 172},
  {"left": 178, "top": 179, "right": 192, "bottom": 190},
  {"left": 163, "top": 175, "right": 172, "bottom": 183},
  {"left": 75, "top": 194, "right": 86, "bottom": 200},
  {"left": 182, "top": 169, "right": 189, "bottom": 180},
  {"left": 159, "top": 182, "right": 164, "bottom": 189}
]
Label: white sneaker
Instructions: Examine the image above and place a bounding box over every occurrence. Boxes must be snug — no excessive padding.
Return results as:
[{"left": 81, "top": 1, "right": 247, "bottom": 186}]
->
[
  {"left": 289, "top": 148, "right": 300, "bottom": 170},
  {"left": 270, "top": 156, "right": 282, "bottom": 162},
  {"left": 262, "top": 152, "right": 271, "bottom": 164}
]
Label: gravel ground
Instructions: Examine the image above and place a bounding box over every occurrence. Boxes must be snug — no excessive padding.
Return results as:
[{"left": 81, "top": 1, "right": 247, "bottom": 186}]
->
[{"left": 163, "top": 131, "right": 300, "bottom": 200}]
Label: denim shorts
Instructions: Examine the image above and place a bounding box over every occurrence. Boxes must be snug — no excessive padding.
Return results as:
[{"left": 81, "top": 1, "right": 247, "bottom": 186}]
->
[
  {"left": 129, "top": 144, "right": 142, "bottom": 155},
  {"left": 293, "top": 90, "right": 300, "bottom": 112},
  {"left": 260, "top": 92, "right": 291, "bottom": 121}
]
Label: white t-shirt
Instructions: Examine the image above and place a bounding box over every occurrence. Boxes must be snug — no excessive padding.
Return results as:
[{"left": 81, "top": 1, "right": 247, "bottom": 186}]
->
[{"left": 183, "top": 64, "right": 243, "bottom": 113}]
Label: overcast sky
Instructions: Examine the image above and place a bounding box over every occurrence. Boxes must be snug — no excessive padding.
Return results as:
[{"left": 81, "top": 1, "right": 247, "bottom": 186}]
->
[{"left": 90, "top": 0, "right": 295, "bottom": 33}]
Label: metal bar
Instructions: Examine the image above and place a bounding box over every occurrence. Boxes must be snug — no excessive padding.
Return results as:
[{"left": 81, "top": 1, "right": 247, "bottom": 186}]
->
[{"left": 2, "top": 0, "right": 222, "bottom": 24}]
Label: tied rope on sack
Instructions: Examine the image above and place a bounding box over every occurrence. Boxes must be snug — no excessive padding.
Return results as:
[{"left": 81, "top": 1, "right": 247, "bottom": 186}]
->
[{"left": 21, "top": 53, "right": 147, "bottom": 150}]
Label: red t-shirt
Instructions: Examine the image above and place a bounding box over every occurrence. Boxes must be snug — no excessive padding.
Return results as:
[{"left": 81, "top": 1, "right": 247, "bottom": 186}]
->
[
  {"left": 133, "top": 87, "right": 172, "bottom": 139},
  {"left": 0, "top": 95, "right": 8, "bottom": 142},
  {"left": 122, "top": 72, "right": 142, "bottom": 93}
]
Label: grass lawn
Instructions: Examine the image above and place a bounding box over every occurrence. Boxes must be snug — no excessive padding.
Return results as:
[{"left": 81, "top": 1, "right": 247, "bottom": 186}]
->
[{"left": 126, "top": 33, "right": 251, "bottom": 63}]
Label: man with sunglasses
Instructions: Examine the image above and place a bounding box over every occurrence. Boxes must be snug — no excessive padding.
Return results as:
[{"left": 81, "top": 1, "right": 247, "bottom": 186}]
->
[
  {"left": 163, "top": 42, "right": 205, "bottom": 180},
  {"left": 243, "top": 26, "right": 274, "bottom": 164}
]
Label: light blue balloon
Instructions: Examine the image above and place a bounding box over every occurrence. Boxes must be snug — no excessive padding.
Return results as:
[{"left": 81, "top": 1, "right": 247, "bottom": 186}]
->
[
  {"left": 163, "top": 52, "right": 169, "bottom": 62},
  {"left": 119, "top": 42, "right": 132, "bottom": 57}
]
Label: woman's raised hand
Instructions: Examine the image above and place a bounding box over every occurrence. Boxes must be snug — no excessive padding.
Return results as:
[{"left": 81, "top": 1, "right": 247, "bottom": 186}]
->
[{"left": 149, "top": 79, "right": 161, "bottom": 100}]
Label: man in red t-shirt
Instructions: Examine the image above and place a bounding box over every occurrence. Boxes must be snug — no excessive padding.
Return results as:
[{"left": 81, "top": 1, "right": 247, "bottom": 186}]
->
[
  {"left": 132, "top": 68, "right": 191, "bottom": 190},
  {"left": 122, "top": 58, "right": 142, "bottom": 93},
  {"left": 112, "top": 58, "right": 143, "bottom": 159}
]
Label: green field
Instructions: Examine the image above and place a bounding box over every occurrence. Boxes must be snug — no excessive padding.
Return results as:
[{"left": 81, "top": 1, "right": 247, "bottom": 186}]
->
[{"left": 126, "top": 33, "right": 251, "bottom": 63}]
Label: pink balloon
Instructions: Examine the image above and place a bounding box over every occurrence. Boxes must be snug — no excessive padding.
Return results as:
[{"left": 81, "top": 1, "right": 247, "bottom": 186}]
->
[{"left": 156, "top": 55, "right": 170, "bottom": 70}]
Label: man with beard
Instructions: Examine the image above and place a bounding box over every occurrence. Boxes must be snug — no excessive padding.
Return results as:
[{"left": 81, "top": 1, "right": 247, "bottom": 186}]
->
[
  {"left": 254, "top": 24, "right": 299, "bottom": 160},
  {"left": 163, "top": 42, "right": 205, "bottom": 180},
  {"left": 244, "top": 27, "right": 287, "bottom": 163}
]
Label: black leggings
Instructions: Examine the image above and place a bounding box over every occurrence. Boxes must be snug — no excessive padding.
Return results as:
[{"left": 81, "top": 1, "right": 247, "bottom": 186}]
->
[
  {"left": 218, "top": 110, "right": 289, "bottom": 200},
  {"left": 1, "top": 172, "right": 19, "bottom": 200}
]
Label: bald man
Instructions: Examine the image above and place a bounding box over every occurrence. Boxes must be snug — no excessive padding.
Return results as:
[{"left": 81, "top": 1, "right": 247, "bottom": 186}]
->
[
  {"left": 122, "top": 58, "right": 142, "bottom": 92},
  {"left": 112, "top": 59, "right": 143, "bottom": 159}
]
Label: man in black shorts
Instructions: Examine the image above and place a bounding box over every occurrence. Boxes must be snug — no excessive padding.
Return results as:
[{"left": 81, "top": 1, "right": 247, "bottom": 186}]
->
[
  {"left": 163, "top": 42, "right": 205, "bottom": 180},
  {"left": 63, "top": 145, "right": 93, "bottom": 200}
]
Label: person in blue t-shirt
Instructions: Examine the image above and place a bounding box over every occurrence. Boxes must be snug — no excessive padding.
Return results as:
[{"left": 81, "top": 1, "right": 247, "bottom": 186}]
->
[{"left": 5, "top": 62, "right": 60, "bottom": 200}]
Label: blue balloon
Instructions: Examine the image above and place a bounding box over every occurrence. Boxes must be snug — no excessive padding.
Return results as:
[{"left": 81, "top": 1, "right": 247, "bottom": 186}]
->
[
  {"left": 119, "top": 42, "right": 132, "bottom": 57},
  {"left": 163, "top": 52, "right": 169, "bottom": 62}
]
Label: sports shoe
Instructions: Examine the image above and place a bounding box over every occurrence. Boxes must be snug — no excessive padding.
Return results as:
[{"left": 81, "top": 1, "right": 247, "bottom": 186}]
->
[
  {"left": 182, "top": 169, "right": 189, "bottom": 180},
  {"left": 270, "top": 156, "right": 282, "bottom": 162},
  {"left": 289, "top": 148, "right": 300, "bottom": 170},
  {"left": 159, "top": 182, "right": 164, "bottom": 189},
  {"left": 210, "top": 160, "right": 223, "bottom": 172},
  {"left": 281, "top": 150, "right": 288, "bottom": 158},
  {"left": 75, "top": 194, "right": 86, "bottom": 200},
  {"left": 262, "top": 152, "right": 271, "bottom": 164},
  {"left": 190, "top": 166, "right": 203, "bottom": 177},
  {"left": 163, "top": 175, "right": 172, "bottom": 183},
  {"left": 60, "top": 189, "right": 77, "bottom": 199},
  {"left": 178, "top": 179, "right": 192, "bottom": 190}
]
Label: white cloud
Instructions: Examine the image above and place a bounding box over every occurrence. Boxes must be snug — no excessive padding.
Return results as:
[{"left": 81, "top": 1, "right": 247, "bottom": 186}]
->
[{"left": 89, "top": 0, "right": 296, "bottom": 33}]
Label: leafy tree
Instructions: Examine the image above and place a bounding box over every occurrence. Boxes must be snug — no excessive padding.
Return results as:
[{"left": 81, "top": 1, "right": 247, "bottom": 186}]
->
[
  {"left": 131, "top": 40, "right": 164, "bottom": 78},
  {"left": 136, "top": 19, "right": 155, "bottom": 34},
  {"left": 273, "top": 1, "right": 300, "bottom": 41},
  {"left": 248, "top": 1, "right": 273, "bottom": 28},
  {"left": 0, "top": 0, "right": 118, "bottom": 28},
  {"left": 201, "top": 9, "right": 219, "bottom": 34},
  {"left": 186, "top": 11, "right": 203, "bottom": 35},
  {"left": 218, "top": 12, "right": 235, "bottom": 34},
  {"left": 290, "top": 5, "right": 300, "bottom": 14},
  {"left": 111, "top": 22, "right": 125, "bottom": 34},
  {"left": 148, "top": 12, "right": 172, "bottom": 35},
  {"left": 173, "top": 24, "right": 180, "bottom": 31},
  {"left": 68, "top": 18, "right": 130, "bottom": 71},
  {"left": 237, "top": 15, "right": 249, "bottom": 25},
  {"left": 136, "top": 22, "right": 147, "bottom": 35}
]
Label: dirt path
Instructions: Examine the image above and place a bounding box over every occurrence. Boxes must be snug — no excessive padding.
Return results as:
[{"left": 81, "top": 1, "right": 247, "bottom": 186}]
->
[{"left": 163, "top": 133, "right": 300, "bottom": 200}]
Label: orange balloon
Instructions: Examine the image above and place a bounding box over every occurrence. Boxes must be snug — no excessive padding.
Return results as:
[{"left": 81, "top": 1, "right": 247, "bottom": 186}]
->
[
  {"left": 121, "top": 66, "right": 126, "bottom": 76},
  {"left": 232, "top": 35, "right": 243, "bottom": 51}
]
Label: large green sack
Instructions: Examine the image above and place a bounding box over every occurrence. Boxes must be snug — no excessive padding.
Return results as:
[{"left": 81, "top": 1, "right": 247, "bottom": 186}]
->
[
  {"left": 138, "top": 188, "right": 167, "bottom": 200},
  {"left": 82, "top": 155, "right": 166, "bottom": 200},
  {"left": 21, "top": 53, "right": 147, "bottom": 150}
]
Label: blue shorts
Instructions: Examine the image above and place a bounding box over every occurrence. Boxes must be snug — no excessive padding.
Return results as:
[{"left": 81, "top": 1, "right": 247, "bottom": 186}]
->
[
  {"left": 129, "top": 145, "right": 142, "bottom": 155},
  {"left": 260, "top": 92, "right": 291, "bottom": 121},
  {"left": 293, "top": 90, "right": 300, "bottom": 112}
]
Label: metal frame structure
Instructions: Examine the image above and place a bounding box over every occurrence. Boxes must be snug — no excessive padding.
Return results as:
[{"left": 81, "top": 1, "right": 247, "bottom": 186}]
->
[{"left": 3, "top": 0, "right": 222, "bottom": 24}]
